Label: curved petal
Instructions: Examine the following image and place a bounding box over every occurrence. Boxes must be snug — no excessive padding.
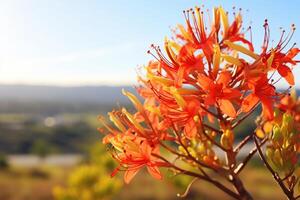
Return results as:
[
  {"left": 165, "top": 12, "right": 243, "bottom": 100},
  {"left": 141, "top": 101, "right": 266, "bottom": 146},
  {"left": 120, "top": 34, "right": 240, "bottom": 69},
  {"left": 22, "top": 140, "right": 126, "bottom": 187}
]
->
[
  {"left": 261, "top": 98, "right": 274, "bottom": 120},
  {"left": 218, "top": 99, "right": 236, "bottom": 118},
  {"left": 217, "top": 71, "right": 231, "bottom": 86},
  {"left": 147, "top": 166, "right": 162, "bottom": 180},
  {"left": 241, "top": 94, "right": 260, "bottom": 113},
  {"left": 278, "top": 65, "right": 295, "bottom": 85},
  {"left": 175, "top": 66, "right": 185, "bottom": 87},
  {"left": 184, "top": 118, "right": 197, "bottom": 138},
  {"left": 204, "top": 94, "right": 216, "bottom": 105},
  {"left": 198, "top": 74, "right": 213, "bottom": 90},
  {"left": 222, "top": 88, "right": 241, "bottom": 99},
  {"left": 124, "top": 167, "right": 141, "bottom": 184},
  {"left": 287, "top": 48, "right": 300, "bottom": 59}
]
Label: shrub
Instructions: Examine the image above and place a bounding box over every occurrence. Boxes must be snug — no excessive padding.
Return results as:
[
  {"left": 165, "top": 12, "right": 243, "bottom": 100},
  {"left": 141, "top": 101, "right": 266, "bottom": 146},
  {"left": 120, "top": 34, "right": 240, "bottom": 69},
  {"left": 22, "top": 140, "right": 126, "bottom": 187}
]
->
[
  {"left": 0, "top": 153, "right": 8, "bottom": 169},
  {"left": 53, "top": 143, "right": 122, "bottom": 200}
]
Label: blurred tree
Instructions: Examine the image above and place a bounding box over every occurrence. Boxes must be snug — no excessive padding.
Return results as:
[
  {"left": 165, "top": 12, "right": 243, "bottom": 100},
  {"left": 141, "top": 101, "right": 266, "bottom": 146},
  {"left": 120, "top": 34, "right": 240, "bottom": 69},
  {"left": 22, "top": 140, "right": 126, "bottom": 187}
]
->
[
  {"left": 30, "top": 139, "right": 51, "bottom": 159},
  {"left": 0, "top": 153, "right": 9, "bottom": 169}
]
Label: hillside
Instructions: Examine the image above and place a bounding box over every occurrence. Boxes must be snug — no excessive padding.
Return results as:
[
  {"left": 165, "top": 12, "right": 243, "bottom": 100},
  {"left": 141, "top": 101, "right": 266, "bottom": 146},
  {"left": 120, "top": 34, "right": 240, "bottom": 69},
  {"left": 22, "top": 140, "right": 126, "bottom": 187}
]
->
[{"left": 0, "top": 84, "right": 136, "bottom": 114}]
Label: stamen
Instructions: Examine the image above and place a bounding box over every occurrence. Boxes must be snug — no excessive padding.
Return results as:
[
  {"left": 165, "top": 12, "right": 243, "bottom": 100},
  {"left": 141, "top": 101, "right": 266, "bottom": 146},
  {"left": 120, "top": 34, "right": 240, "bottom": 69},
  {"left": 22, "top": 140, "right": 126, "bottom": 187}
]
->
[
  {"left": 191, "top": 10, "right": 201, "bottom": 42},
  {"left": 279, "top": 24, "right": 296, "bottom": 51},
  {"left": 147, "top": 49, "right": 160, "bottom": 61}
]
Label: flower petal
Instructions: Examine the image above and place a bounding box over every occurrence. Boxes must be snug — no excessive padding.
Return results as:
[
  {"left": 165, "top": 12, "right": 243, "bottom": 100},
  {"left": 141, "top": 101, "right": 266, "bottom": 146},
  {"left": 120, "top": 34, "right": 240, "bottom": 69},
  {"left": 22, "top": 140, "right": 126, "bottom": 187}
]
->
[
  {"left": 198, "top": 74, "right": 213, "bottom": 90},
  {"left": 222, "top": 88, "right": 241, "bottom": 99},
  {"left": 147, "top": 166, "right": 162, "bottom": 180},
  {"left": 218, "top": 99, "right": 236, "bottom": 118},
  {"left": 124, "top": 167, "right": 141, "bottom": 184},
  {"left": 277, "top": 65, "right": 295, "bottom": 85},
  {"left": 241, "top": 94, "right": 260, "bottom": 113},
  {"left": 261, "top": 98, "right": 274, "bottom": 120},
  {"left": 184, "top": 118, "right": 197, "bottom": 138},
  {"left": 217, "top": 71, "right": 232, "bottom": 86}
]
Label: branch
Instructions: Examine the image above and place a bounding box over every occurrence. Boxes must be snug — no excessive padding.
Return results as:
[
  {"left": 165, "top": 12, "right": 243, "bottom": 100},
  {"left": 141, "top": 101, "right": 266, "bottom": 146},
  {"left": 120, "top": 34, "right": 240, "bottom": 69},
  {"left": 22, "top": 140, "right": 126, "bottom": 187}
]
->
[
  {"left": 281, "top": 171, "right": 295, "bottom": 182},
  {"left": 254, "top": 136, "right": 295, "bottom": 200},
  {"left": 202, "top": 128, "right": 227, "bottom": 151},
  {"left": 234, "top": 135, "right": 252, "bottom": 153},
  {"left": 169, "top": 122, "right": 224, "bottom": 172},
  {"left": 234, "top": 137, "right": 267, "bottom": 174},
  {"left": 232, "top": 102, "right": 259, "bottom": 129},
  {"left": 152, "top": 153, "right": 240, "bottom": 200},
  {"left": 200, "top": 105, "right": 221, "bottom": 120},
  {"left": 159, "top": 141, "right": 217, "bottom": 171},
  {"left": 203, "top": 123, "right": 223, "bottom": 134}
]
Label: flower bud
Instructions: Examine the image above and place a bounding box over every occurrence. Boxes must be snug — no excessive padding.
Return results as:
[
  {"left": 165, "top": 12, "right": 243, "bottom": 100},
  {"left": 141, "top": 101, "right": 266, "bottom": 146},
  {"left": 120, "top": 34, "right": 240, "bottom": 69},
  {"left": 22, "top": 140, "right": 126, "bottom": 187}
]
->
[
  {"left": 220, "top": 130, "right": 234, "bottom": 149},
  {"left": 272, "top": 125, "right": 282, "bottom": 142}
]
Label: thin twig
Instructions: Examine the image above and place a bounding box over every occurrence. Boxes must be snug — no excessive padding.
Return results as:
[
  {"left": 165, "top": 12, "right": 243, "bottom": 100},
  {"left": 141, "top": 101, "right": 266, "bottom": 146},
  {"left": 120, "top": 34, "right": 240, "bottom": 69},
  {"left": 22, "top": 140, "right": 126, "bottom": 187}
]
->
[
  {"left": 254, "top": 136, "right": 295, "bottom": 200},
  {"left": 202, "top": 129, "right": 227, "bottom": 151},
  {"left": 234, "top": 135, "right": 252, "bottom": 153},
  {"left": 234, "top": 137, "right": 267, "bottom": 174},
  {"left": 177, "top": 178, "right": 198, "bottom": 197},
  {"left": 203, "top": 123, "right": 223, "bottom": 134},
  {"left": 170, "top": 122, "right": 224, "bottom": 172},
  {"left": 232, "top": 102, "right": 259, "bottom": 129},
  {"left": 200, "top": 105, "right": 220, "bottom": 120},
  {"left": 281, "top": 171, "right": 295, "bottom": 182},
  {"left": 152, "top": 153, "right": 240, "bottom": 200}
]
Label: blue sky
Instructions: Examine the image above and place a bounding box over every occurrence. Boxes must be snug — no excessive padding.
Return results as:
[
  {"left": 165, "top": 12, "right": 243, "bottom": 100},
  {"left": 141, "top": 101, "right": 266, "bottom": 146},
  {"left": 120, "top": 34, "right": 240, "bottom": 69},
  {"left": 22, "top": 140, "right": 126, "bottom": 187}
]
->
[{"left": 0, "top": 0, "right": 299, "bottom": 87}]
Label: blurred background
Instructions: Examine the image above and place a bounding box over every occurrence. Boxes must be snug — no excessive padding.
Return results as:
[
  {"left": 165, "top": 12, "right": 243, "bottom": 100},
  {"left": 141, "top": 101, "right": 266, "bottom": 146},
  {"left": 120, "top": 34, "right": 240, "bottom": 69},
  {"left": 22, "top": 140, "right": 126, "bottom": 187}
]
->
[{"left": 0, "top": 0, "right": 299, "bottom": 199}]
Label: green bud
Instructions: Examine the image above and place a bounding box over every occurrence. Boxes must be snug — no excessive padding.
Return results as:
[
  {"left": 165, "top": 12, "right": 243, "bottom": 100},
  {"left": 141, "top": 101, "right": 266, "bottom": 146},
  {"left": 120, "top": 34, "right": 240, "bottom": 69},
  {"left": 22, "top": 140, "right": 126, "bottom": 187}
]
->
[
  {"left": 282, "top": 113, "right": 293, "bottom": 125},
  {"left": 266, "top": 148, "right": 274, "bottom": 160},
  {"left": 272, "top": 125, "right": 282, "bottom": 141},
  {"left": 273, "top": 149, "right": 283, "bottom": 169},
  {"left": 274, "top": 108, "right": 280, "bottom": 118},
  {"left": 178, "top": 146, "right": 187, "bottom": 155},
  {"left": 187, "top": 147, "right": 197, "bottom": 158},
  {"left": 196, "top": 143, "right": 206, "bottom": 154},
  {"left": 220, "top": 132, "right": 233, "bottom": 150},
  {"left": 191, "top": 138, "right": 197, "bottom": 148}
]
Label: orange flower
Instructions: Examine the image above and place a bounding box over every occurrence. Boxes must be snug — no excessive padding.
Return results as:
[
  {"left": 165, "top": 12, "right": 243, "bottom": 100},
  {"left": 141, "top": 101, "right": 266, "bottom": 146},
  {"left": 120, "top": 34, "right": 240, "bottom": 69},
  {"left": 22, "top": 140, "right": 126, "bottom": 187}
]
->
[
  {"left": 262, "top": 48, "right": 299, "bottom": 85},
  {"left": 260, "top": 22, "right": 299, "bottom": 85},
  {"left": 242, "top": 76, "right": 275, "bottom": 119},
  {"left": 198, "top": 71, "right": 241, "bottom": 118},
  {"left": 139, "top": 83, "right": 203, "bottom": 138},
  {"left": 109, "top": 136, "right": 165, "bottom": 184},
  {"left": 160, "top": 97, "right": 203, "bottom": 138},
  {"left": 175, "top": 44, "right": 204, "bottom": 87}
]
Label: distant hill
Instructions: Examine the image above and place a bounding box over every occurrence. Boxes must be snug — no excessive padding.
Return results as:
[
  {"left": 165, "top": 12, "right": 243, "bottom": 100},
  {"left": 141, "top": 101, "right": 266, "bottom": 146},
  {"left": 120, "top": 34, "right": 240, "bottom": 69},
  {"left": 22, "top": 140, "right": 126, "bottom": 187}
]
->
[
  {"left": 0, "top": 84, "right": 136, "bottom": 103},
  {"left": 0, "top": 84, "right": 137, "bottom": 114},
  {"left": 0, "top": 84, "right": 298, "bottom": 115}
]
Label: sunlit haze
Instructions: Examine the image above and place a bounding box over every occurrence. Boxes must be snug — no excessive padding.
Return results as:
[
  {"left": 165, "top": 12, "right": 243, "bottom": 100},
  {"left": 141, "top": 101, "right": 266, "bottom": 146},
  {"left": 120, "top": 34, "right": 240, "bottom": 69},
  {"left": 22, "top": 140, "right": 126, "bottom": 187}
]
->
[{"left": 0, "top": 0, "right": 299, "bottom": 87}]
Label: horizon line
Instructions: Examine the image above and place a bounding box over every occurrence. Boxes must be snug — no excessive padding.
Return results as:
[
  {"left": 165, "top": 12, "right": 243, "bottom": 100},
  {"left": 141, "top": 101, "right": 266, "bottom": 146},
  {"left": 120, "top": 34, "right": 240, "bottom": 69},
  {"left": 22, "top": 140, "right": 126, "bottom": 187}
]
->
[{"left": 0, "top": 82, "right": 298, "bottom": 90}]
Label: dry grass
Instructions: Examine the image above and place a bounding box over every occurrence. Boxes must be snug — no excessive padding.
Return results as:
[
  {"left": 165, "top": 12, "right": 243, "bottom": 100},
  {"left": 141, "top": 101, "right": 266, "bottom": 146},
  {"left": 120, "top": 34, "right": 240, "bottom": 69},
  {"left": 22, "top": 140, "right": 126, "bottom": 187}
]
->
[
  {"left": 114, "top": 162, "right": 288, "bottom": 200},
  {"left": 0, "top": 167, "right": 67, "bottom": 200},
  {"left": 0, "top": 164, "right": 291, "bottom": 200}
]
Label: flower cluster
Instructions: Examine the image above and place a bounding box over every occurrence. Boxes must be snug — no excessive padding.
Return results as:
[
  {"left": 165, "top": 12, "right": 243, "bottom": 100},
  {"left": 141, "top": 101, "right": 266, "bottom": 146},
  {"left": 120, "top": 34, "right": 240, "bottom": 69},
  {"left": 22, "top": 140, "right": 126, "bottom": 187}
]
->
[
  {"left": 257, "top": 91, "right": 300, "bottom": 173},
  {"left": 99, "top": 5, "right": 299, "bottom": 199},
  {"left": 252, "top": 91, "right": 300, "bottom": 198}
]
